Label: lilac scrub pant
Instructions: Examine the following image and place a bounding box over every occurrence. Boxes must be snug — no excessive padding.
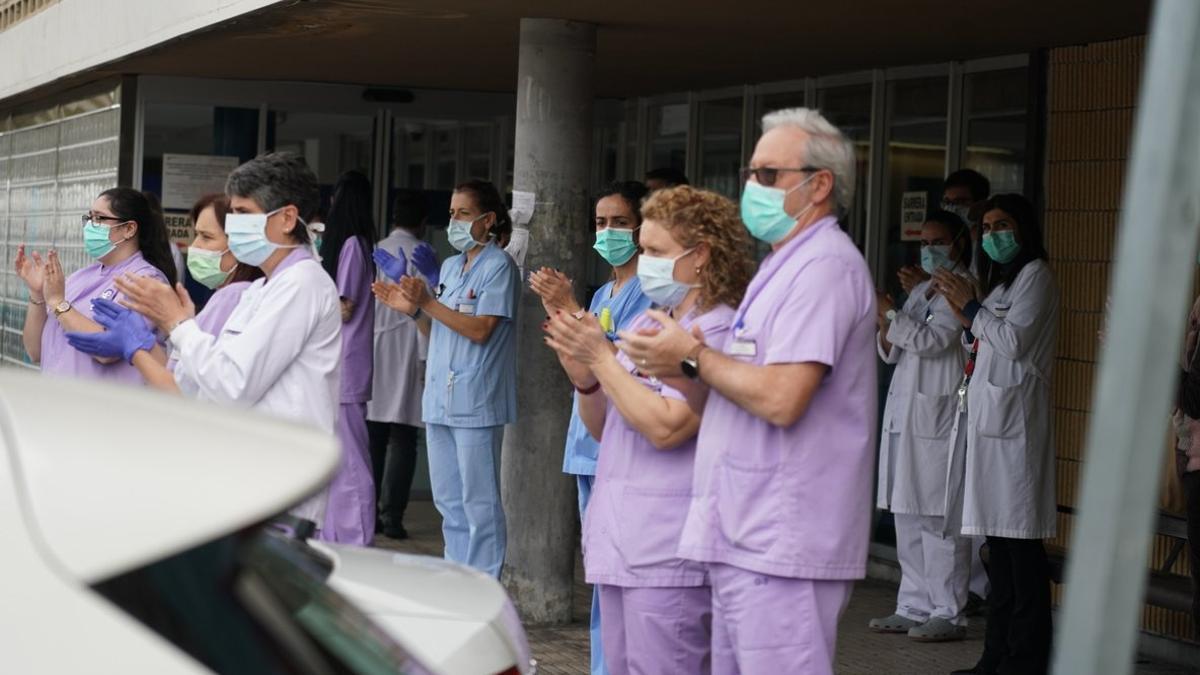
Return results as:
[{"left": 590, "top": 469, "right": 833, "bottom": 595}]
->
[
  {"left": 320, "top": 401, "right": 377, "bottom": 545},
  {"left": 709, "top": 563, "right": 853, "bottom": 675},
  {"left": 598, "top": 584, "right": 712, "bottom": 675}
]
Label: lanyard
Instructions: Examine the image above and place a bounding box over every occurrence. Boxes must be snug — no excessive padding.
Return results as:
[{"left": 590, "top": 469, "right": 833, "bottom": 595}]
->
[
  {"left": 957, "top": 339, "right": 981, "bottom": 413},
  {"left": 732, "top": 216, "right": 835, "bottom": 336}
]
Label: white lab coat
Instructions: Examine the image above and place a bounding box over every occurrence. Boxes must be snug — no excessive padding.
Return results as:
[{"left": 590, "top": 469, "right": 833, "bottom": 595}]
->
[
  {"left": 366, "top": 228, "right": 429, "bottom": 427},
  {"left": 877, "top": 278, "right": 967, "bottom": 516},
  {"left": 170, "top": 251, "right": 343, "bottom": 524},
  {"left": 944, "top": 259, "right": 1059, "bottom": 539}
]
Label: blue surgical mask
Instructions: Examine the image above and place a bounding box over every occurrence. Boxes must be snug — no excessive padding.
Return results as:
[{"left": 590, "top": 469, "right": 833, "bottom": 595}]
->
[
  {"left": 226, "top": 207, "right": 301, "bottom": 267},
  {"left": 637, "top": 248, "right": 697, "bottom": 308},
  {"left": 920, "top": 245, "right": 953, "bottom": 275},
  {"left": 83, "top": 220, "right": 122, "bottom": 259},
  {"left": 739, "top": 174, "right": 817, "bottom": 244},
  {"left": 448, "top": 214, "right": 488, "bottom": 253},
  {"left": 593, "top": 227, "right": 638, "bottom": 266}
]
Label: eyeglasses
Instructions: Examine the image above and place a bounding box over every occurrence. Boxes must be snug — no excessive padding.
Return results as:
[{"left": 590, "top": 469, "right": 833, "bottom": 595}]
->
[
  {"left": 82, "top": 213, "right": 127, "bottom": 227},
  {"left": 740, "top": 166, "right": 822, "bottom": 188}
]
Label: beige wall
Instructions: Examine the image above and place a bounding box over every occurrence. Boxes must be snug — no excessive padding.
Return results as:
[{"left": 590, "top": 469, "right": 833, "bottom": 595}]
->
[{"left": 1043, "top": 34, "right": 1195, "bottom": 641}]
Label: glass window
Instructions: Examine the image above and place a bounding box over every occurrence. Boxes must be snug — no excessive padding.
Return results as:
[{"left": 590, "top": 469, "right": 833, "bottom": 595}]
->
[
  {"left": 463, "top": 124, "right": 492, "bottom": 182},
  {"left": 646, "top": 102, "right": 688, "bottom": 175},
  {"left": 695, "top": 97, "right": 743, "bottom": 199},
  {"left": 881, "top": 77, "right": 948, "bottom": 300},
  {"left": 816, "top": 84, "right": 873, "bottom": 248},
  {"left": 433, "top": 125, "right": 458, "bottom": 190},
  {"left": 270, "top": 111, "right": 374, "bottom": 187},
  {"left": 962, "top": 68, "right": 1029, "bottom": 195},
  {"left": 391, "top": 121, "right": 427, "bottom": 191},
  {"left": 141, "top": 102, "right": 220, "bottom": 201},
  {"left": 757, "top": 90, "right": 807, "bottom": 122}
]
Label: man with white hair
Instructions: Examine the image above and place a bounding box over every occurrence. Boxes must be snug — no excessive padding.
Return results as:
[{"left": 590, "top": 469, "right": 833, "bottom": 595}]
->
[{"left": 619, "top": 108, "right": 877, "bottom": 674}]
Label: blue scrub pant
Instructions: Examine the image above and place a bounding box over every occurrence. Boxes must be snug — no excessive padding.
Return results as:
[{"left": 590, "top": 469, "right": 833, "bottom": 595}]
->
[
  {"left": 427, "top": 424, "right": 506, "bottom": 578},
  {"left": 577, "top": 474, "right": 609, "bottom": 675}
]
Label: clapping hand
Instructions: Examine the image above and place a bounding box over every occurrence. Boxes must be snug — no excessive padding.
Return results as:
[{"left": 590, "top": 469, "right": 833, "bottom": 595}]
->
[
  {"left": 65, "top": 298, "right": 156, "bottom": 363},
  {"left": 529, "top": 267, "right": 580, "bottom": 314},
  {"left": 411, "top": 243, "right": 440, "bottom": 288},
  {"left": 373, "top": 280, "right": 417, "bottom": 315},
  {"left": 373, "top": 248, "right": 408, "bottom": 282},
  {"left": 897, "top": 265, "right": 930, "bottom": 295},
  {"left": 14, "top": 244, "right": 46, "bottom": 301}
]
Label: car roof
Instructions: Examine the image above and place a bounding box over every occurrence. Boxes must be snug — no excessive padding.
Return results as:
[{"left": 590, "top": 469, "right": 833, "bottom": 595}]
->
[{"left": 0, "top": 370, "right": 338, "bottom": 583}]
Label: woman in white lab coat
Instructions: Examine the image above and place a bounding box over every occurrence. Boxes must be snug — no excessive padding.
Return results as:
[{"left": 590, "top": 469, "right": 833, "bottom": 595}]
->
[
  {"left": 65, "top": 152, "right": 342, "bottom": 527},
  {"left": 869, "top": 210, "right": 974, "bottom": 642},
  {"left": 934, "top": 193, "right": 1058, "bottom": 675}
]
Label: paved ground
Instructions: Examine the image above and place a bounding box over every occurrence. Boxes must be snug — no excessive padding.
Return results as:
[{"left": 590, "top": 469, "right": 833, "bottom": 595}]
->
[{"left": 376, "top": 500, "right": 1193, "bottom": 674}]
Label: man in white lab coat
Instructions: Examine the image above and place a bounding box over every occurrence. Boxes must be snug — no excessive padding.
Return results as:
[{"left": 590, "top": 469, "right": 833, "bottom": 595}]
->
[{"left": 367, "top": 189, "right": 435, "bottom": 540}]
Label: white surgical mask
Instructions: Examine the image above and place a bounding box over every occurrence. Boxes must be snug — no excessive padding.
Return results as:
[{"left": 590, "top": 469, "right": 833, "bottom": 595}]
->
[
  {"left": 448, "top": 214, "right": 489, "bottom": 252},
  {"left": 226, "top": 207, "right": 311, "bottom": 266},
  {"left": 637, "top": 248, "right": 697, "bottom": 308}
]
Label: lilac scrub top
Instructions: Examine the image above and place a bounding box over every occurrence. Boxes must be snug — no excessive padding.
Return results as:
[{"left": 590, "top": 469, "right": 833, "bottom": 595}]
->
[
  {"left": 562, "top": 276, "right": 652, "bottom": 476},
  {"left": 336, "top": 237, "right": 375, "bottom": 404},
  {"left": 39, "top": 251, "right": 167, "bottom": 384},
  {"left": 583, "top": 304, "right": 736, "bottom": 588},
  {"left": 676, "top": 216, "right": 879, "bottom": 581},
  {"left": 168, "top": 281, "right": 251, "bottom": 373}
]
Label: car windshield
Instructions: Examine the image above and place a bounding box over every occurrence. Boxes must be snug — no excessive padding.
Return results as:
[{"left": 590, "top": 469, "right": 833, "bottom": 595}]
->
[{"left": 93, "top": 527, "right": 431, "bottom": 675}]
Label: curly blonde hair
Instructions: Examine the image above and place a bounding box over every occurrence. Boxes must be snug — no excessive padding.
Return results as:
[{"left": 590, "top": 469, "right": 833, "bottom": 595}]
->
[{"left": 640, "top": 185, "right": 754, "bottom": 311}]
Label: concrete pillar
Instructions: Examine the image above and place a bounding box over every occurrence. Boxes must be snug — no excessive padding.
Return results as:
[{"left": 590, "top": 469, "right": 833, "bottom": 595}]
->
[{"left": 501, "top": 18, "right": 595, "bottom": 624}]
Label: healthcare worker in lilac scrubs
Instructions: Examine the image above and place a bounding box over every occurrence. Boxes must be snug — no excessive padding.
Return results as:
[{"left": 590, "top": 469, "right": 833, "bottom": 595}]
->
[
  {"left": 68, "top": 153, "right": 342, "bottom": 527},
  {"left": 545, "top": 186, "right": 753, "bottom": 674},
  {"left": 373, "top": 180, "right": 519, "bottom": 578},
  {"left": 177, "top": 193, "right": 263, "bottom": 344},
  {"left": 530, "top": 180, "right": 652, "bottom": 675},
  {"left": 16, "top": 187, "right": 177, "bottom": 381},
  {"left": 619, "top": 108, "right": 877, "bottom": 675},
  {"left": 317, "top": 170, "right": 378, "bottom": 546}
]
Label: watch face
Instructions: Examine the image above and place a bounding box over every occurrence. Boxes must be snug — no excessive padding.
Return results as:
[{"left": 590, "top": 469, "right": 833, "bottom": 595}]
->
[{"left": 681, "top": 357, "right": 699, "bottom": 380}]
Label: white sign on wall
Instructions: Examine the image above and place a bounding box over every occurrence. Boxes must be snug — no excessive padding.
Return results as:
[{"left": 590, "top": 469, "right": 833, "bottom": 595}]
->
[
  {"left": 161, "top": 154, "right": 239, "bottom": 211},
  {"left": 163, "top": 212, "right": 194, "bottom": 247},
  {"left": 900, "top": 191, "right": 928, "bottom": 242}
]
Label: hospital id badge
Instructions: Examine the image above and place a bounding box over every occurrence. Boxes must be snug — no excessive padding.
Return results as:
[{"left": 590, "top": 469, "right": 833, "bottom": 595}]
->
[
  {"left": 457, "top": 303, "right": 476, "bottom": 314},
  {"left": 729, "top": 339, "right": 757, "bottom": 358}
]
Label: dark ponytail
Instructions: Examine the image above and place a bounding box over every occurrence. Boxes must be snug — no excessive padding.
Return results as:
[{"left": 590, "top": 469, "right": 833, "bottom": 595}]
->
[
  {"left": 454, "top": 180, "right": 512, "bottom": 244},
  {"left": 99, "top": 187, "right": 178, "bottom": 286}
]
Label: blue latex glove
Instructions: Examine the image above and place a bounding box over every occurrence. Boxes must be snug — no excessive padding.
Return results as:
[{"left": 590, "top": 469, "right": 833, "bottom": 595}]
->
[
  {"left": 65, "top": 298, "right": 157, "bottom": 363},
  {"left": 373, "top": 247, "right": 408, "bottom": 282},
  {"left": 411, "top": 243, "right": 440, "bottom": 288}
]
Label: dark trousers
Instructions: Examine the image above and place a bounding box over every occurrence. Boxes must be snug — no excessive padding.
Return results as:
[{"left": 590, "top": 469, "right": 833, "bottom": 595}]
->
[
  {"left": 367, "top": 421, "right": 420, "bottom": 533},
  {"left": 979, "top": 536, "right": 1053, "bottom": 675},
  {"left": 1184, "top": 471, "right": 1200, "bottom": 637}
]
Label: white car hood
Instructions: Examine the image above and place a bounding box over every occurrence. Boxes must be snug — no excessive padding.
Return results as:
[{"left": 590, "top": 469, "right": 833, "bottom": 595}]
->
[{"left": 0, "top": 370, "right": 339, "bottom": 583}]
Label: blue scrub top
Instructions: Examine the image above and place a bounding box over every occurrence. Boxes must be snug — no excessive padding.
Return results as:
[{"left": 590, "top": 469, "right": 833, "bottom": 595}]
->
[
  {"left": 422, "top": 242, "right": 520, "bottom": 428},
  {"left": 561, "top": 275, "right": 652, "bottom": 475}
]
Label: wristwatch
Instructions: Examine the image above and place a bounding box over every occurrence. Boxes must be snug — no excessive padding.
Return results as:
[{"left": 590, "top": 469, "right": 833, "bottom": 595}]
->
[
  {"left": 52, "top": 300, "right": 72, "bottom": 319},
  {"left": 681, "top": 344, "right": 706, "bottom": 380},
  {"left": 885, "top": 309, "right": 897, "bottom": 322}
]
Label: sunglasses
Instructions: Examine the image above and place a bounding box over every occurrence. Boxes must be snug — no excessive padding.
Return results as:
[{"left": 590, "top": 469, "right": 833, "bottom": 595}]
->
[{"left": 740, "top": 166, "right": 822, "bottom": 188}]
